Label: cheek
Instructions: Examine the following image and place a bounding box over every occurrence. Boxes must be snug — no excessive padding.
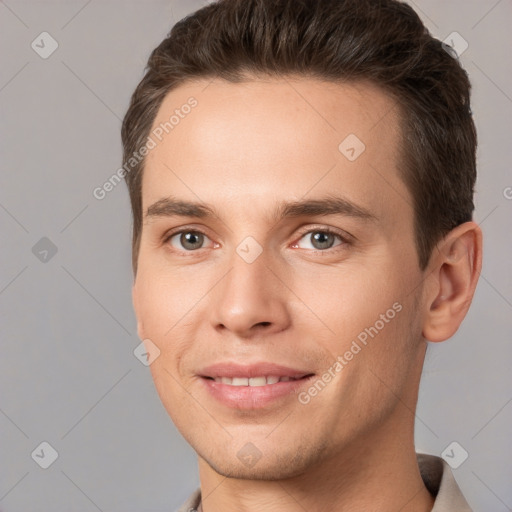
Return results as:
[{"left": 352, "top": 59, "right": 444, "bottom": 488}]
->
[
  {"left": 291, "top": 263, "right": 405, "bottom": 338},
  {"left": 135, "top": 271, "right": 194, "bottom": 409},
  {"left": 292, "top": 260, "right": 422, "bottom": 395},
  {"left": 134, "top": 264, "right": 205, "bottom": 387},
  {"left": 135, "top": 263, "right": 202, "bottom": 338}
]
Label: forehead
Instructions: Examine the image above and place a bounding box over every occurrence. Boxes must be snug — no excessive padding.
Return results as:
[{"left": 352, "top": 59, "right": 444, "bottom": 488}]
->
[{"left": 141, "top": 76, "right": 410, "bottom": 229}]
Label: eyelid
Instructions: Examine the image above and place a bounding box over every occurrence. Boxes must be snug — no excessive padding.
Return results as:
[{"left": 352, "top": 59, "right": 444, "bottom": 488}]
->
[{"left": 294, "top": 224, "right": 352, "bottom": 242}]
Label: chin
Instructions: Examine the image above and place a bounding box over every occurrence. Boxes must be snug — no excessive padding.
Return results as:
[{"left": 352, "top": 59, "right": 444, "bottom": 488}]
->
[
  {"left": 199, "top": 443, "right": 324, "bottom": 481},
  {"left": 208, "top": 460, "right": 308, "bottom": 481}
]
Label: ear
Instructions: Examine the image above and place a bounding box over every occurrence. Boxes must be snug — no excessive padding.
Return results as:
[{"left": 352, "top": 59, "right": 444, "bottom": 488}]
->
[
  {"left": 422, "top": 221, "right": 483, "bottom": 343},
  {"left": 132, "top": 281, "right": 145, "bottom": 341}
]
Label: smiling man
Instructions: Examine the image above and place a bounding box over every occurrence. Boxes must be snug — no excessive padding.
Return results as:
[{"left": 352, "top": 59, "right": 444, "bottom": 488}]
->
[{"left": 121, "top": 0, "right": 482, "bottom": 510}]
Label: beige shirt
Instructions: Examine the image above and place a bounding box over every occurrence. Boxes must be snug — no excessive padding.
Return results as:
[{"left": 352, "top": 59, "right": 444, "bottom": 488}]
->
[{"left": 177, "top": 453, "right": 472, "bottom": 511}]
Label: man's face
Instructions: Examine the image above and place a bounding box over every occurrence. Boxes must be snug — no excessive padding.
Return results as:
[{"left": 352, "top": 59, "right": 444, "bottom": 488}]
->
[{"left": 133, "top": 77, "right": 429, "bottom": 479}]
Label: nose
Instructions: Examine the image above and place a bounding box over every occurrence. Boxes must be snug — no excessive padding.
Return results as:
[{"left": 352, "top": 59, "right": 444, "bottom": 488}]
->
[{"left": 210, "top": 249, "right": 291, "bottom": 339}]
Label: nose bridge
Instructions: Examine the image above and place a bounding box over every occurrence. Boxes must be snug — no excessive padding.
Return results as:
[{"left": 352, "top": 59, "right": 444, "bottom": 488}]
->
[{"left": 210, "top": 242, "right": 290, "bottom": 336}]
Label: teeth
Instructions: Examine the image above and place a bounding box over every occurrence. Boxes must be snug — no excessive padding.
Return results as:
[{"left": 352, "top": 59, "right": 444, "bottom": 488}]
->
[
  {"left": 248, "top": 377, "right": 267, "bottom": 387},
  {"left": 212, "top": 376, "right": 299, "bottom": 386}
]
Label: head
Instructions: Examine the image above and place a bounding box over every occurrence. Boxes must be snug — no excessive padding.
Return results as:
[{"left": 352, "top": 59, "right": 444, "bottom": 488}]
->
[{"left": 122, "top": 0, "right": 482, "bottom": 480}]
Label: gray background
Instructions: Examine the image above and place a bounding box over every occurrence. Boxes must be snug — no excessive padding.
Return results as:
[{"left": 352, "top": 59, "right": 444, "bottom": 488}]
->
[{"left": 1, "top": 0, "right": 511, "bottom": 510}]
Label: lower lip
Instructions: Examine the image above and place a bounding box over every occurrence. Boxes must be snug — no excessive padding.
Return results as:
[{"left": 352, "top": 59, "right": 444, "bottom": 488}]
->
[{"left": 200, "top": 376, "right": 314, "bottom": 409}]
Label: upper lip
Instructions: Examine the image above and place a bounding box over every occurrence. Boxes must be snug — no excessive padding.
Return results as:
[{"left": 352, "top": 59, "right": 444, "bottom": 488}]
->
[{"left": 199, "top": 362, "right": 314, "bottom": 379}]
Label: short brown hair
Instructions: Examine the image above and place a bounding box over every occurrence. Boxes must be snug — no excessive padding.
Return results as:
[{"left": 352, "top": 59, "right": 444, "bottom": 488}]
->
[{"left": 122, "top": 0, "right": 476, "bottom": 275}]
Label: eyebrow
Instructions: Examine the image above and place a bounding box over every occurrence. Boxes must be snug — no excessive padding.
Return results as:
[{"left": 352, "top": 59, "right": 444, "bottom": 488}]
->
[{"left": 145, "top": 195, "right": 378, "bottom": 223}]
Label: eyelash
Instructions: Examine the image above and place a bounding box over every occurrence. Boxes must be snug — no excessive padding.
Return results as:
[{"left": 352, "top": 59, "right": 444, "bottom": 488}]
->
[{"left": 162, "top": 225, "right": 351, "bottom": 254}]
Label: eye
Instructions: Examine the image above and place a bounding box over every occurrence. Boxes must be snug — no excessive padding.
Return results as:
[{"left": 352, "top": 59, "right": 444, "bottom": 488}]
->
[
  {"left": 166, "top": 230, "right": 213, "bottom": 251},
  {"left": 293, "top": 229, "right": 347, "bottom": 251}
]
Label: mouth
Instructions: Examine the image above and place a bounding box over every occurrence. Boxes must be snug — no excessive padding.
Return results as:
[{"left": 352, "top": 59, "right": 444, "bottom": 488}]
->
[
  {"left": 203, "top": 375, "right": 312, "bottom": 386},
  {"left": 198, "top": 362, "right": 315, "bottom": 409}
]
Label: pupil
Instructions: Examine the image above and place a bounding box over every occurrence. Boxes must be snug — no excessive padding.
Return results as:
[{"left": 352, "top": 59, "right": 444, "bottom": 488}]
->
[
  {"left": 313, "top": 232, "right": 333, "bottom": 249},
  {"left": 182, "top": 232, "right": 203, "bottom": 249}
]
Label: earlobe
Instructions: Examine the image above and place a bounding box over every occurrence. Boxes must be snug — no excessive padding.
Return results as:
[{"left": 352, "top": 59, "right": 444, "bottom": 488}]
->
[{"left": 422, "top": 222, "right": 483, "bottom": 343}]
